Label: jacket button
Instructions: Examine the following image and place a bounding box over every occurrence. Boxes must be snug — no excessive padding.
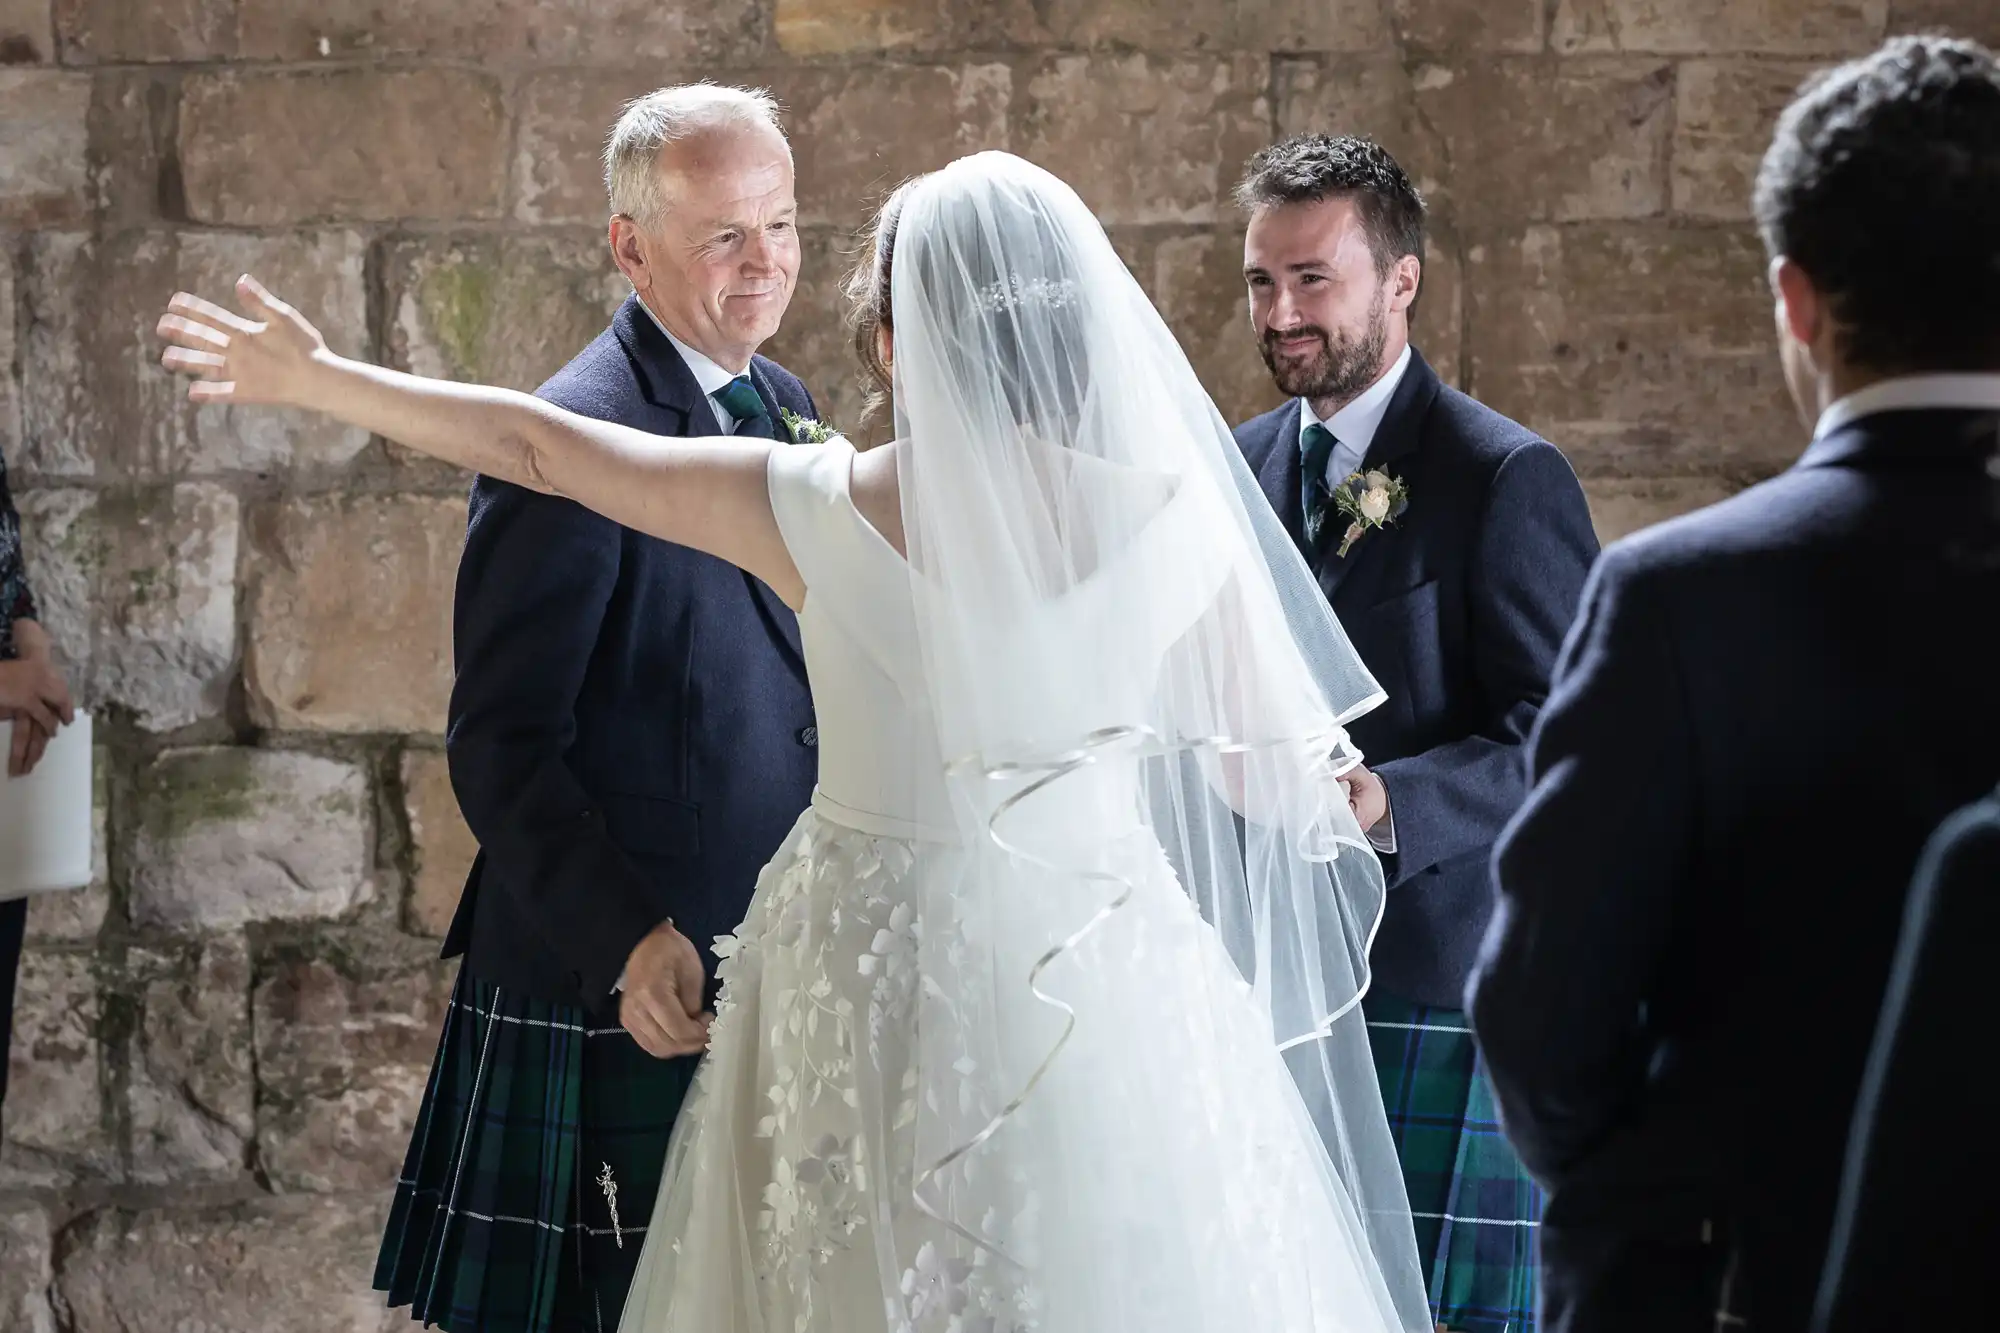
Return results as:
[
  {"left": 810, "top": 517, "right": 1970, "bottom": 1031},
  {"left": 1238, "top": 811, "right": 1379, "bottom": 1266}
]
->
[{"left": 798, "top": 726, "right": 818, "bottom": 748}]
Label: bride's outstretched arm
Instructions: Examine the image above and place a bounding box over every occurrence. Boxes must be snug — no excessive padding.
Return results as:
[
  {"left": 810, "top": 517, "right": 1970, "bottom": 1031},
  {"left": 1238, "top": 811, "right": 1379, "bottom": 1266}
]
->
[{"left": 156, "top": 275, "right": 804, "bottom": 607}]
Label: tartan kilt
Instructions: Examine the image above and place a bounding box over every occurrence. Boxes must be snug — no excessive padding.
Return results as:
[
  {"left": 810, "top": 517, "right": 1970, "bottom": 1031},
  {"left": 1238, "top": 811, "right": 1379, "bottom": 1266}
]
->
[
  {"left": 374, "top": 966, "right": 697, "bottom": 1333},
  {"left": 1367, "top": 994, "right": 1542, "bottom": 1333}
]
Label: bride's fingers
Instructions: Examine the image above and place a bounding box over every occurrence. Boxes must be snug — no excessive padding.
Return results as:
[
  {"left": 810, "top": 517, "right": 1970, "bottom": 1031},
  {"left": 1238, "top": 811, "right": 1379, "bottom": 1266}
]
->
[
  {"left": 156, "top": 312, "right": 230, "bottom": 350},
  {"left": 161, "top": 346, "right": 227, "bottom": 376},
  {"left": 167, "top": 290, "right": 259, "bottom": 335},
  {"left": 187, "top": 380, "right": 237, "bottom": 403},
  {"left": 236, "top": 273, "right": 298, "bottom": 323}
]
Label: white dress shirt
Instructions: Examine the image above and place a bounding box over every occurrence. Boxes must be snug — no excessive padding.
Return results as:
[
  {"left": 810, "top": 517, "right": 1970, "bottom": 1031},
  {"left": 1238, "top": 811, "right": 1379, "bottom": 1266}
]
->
[
  {"left": 639, "top": 299, "right": 754, "bottom": 434},
  {"left": 1813, "top": 372, "right": 2000, "bottom": 439},
  {"left": 1298, "top": 343, "right": 1413, "bottom": 491},
  {"left": 1295, "top": 344, "right": 1415, "bottom": 856}
]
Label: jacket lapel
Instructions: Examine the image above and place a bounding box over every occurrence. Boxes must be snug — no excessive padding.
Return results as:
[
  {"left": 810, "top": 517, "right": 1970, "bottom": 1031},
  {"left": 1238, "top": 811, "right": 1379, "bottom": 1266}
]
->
[
  {"left": 614, "top": 295, "right": 725, "bottom": 437},
  {"left": 1317, "top": 348, "right": 1440, "bottom": 605},
  {"left": 1253, "top": 400, "right": 1311, "bottom": 560}
]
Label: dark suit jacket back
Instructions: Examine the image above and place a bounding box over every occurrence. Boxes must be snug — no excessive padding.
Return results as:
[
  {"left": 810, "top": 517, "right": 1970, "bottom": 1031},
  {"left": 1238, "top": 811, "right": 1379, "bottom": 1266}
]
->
[
  {"left": 1813, "top": 786, "right": 2000, "bottom": 1333},
  {"left": 443, "top": 296, "right": 821, "bottom": 1012},
  {"left": 1473, "top": 407, "right": 2000, "bottom": 1327},
  {"left": 1236, "top": 348, "right": 1599, "bottom": 1005}
]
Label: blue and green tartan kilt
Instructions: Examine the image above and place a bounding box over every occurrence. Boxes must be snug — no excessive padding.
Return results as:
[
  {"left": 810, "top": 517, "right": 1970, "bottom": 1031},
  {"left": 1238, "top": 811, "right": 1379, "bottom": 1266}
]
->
[
  {"left": 1366, "top": 994, "right": 1541, "bottom": 1333},
  {"left": 374, "top": 966, "right": 697, "bottom": 1333}
]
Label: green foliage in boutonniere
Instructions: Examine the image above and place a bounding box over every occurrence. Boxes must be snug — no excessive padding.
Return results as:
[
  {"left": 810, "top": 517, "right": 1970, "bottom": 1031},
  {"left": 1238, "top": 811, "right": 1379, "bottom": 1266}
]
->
[
  {"left": 1330, "top": 469, "right": 1410, "bottom": 558},
  {"left": 779, "top": 407, "right": 839, "bottom": 444}
]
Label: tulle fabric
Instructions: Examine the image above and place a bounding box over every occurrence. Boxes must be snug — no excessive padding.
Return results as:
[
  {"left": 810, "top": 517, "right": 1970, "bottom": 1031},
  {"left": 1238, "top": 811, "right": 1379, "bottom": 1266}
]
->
[{"left": 889, "top": 151, "right": 1428, "bottom": 1329}]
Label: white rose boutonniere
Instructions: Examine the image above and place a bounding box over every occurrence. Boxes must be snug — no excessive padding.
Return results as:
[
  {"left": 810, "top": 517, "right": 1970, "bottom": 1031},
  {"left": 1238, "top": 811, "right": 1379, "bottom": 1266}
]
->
[{"left": 1330, "top": 469, "right": 1410, "bottom": 558}]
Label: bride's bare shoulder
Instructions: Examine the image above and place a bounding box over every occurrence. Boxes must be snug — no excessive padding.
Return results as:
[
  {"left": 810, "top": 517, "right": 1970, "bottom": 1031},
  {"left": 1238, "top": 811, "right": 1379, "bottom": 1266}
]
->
[{"left": 847, "top": 437, "right": 906, "bottom": 557}]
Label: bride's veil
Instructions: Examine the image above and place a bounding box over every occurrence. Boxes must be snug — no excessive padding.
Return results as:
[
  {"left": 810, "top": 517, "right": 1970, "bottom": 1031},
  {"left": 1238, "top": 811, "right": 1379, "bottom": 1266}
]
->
[{"left": 889, "top": 151, "right": 1430, "bottom": 1328}]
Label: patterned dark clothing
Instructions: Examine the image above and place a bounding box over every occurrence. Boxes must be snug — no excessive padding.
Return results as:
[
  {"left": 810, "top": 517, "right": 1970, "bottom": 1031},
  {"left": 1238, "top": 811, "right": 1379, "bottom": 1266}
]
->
[
  {"left": 1, "top": 447, "right": 39, "bottom": 661},
  {"left": 1, "top": 445, "right": 41, "bottom": 1130},
  {"left": 375, "top": 967, "right": 696, "bottom": 1333},
  {"left": 1368, "top": 994, "right": 1541, "bottom": 1332}
]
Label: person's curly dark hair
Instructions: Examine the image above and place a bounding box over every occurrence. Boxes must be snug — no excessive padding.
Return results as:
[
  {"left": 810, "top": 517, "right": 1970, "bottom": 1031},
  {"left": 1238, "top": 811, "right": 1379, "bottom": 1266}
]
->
[
  {"left": 1234, "top": 134, "right": 1426, "bottom": 311},
  {"left": 1753, "top": 34, "right": 2000, "bottom": 375}
]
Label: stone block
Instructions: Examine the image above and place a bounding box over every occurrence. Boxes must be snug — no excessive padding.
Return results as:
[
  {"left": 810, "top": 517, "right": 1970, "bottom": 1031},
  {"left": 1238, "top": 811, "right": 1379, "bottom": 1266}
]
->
[
  {"left": 125, "top": 935, "right": 254, "bottom": 1183},
  {"left": 1466, "top": 223, "right": 1802, "bottom": 479},
  {"left": 236, "top": 0, "right": 762, "bottom": 64},
  {"left": 1273, "top": 55, "right": 1452, "bottom": 210},
  {"left": 1553, "top": 0, "right": 1887, "bottom": 54},
  {"left": 84, "top": 69, "right": 185, "bottom": 231},
  {"left": 2, "top": 951, "right": 111, "bottom": 1177},
  {"left": 24, "top": 741, "right": 110, "bottom": 942},
  {"left": 244, "top": 494, "right": 464, "bottom": 735},
  {"left": 54, "top": 1195, "right": 402, "bottom": 1333},
  {"left": 1037, "top": 0, "right": 1387, "bottom": 51},
  {"left": 774, "top": 0, "right": 1040, "bottom": 54},
  {"left": 53, "top": 0, "right": 235, "bottom": 62},
  {"left": 254, "top": 951, "right": 454, "bottom": 1193},
  {"left": 1584, "top": 476, "right": 1746, "bottom": 544},
  {"left": 382, "top": 232, "right": 626, "bottom": 390},
  {"left": 19, "top": 229, "right": 369, "bottom": 479},
  {"left": 401, "top": 749, "right": 476, "bottom": 938},
  {"left": 1672, "top": 61, "right": 1822, "bottom": 219},
  {"left": 1891, "top": 0, "right": 2000, "bottom": 44},
  {"left": 0, "top": 1200, "right": 55, "bottom": 1333},
  {"left": 509, "top": 68, "right": 661, "bottom": 227},
  {"left": 129, "top": 747, "right": 372, "bottom": 932},
  {"left": 512, "top": 64, "right": 1012, "bottom": 231},
  {"left": 0, "top": 69, "right": 89, "bottom": 227},
  {"left": 1022, "top": 54, "right": 1271, "bottom": 226},
  {"left": 1391, "top": 0, "right": 1543, "bottom": 52},
  {"left": 1414, "top": 59, "right": 1675, "bottom": 224},
  {"left": 776, "top": 63, "right": 1013, "bottom": 232},
  {"left": 12, "top": 484, "right": 240, "bottom": 732},
  {"left": 180, "top": 69, "right": 507, "bottom": 225},
  {"left": 1, "top": 0, "right": 52, "bottom": 61}
]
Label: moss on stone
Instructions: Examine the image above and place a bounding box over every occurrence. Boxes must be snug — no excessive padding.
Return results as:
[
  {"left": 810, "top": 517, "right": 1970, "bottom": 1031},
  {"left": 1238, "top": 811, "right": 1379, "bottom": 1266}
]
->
[
  {"left": 143, "top": 752, "right": 259, "bottom": 841},
  {"left": 419, "top": 257, "right": 498, "bottom": 379}
]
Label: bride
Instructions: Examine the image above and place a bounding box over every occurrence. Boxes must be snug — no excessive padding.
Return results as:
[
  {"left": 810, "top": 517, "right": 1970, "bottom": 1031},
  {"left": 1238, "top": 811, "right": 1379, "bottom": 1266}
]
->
[{"left": 158, "top": 150, "right": 1431, "bottom": 1333}]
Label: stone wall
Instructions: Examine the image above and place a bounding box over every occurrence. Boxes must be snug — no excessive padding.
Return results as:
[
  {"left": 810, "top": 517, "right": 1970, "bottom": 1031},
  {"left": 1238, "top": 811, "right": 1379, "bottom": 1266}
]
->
[{"left": 3, "top": 0, "right": 1995, "bottom": 1326}]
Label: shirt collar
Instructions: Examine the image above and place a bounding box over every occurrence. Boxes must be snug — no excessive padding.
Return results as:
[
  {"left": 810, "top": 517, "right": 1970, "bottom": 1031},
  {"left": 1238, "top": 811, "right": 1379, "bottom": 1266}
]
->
[
  {"left": 1299, "top": 343, "right": 1413, "bottom": 461},
  {"left": 637, "top": 299, "right": 746, "bottom": 399},
  {"left": 1814, "top": 373, "right": 2000, "bottom": 439}
]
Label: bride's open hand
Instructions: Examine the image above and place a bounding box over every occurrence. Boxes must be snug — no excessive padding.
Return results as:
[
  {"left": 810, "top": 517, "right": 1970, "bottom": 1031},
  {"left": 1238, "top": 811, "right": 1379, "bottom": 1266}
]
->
[{"left": 156, "top": 274, "right": 329, "bottom": 409}]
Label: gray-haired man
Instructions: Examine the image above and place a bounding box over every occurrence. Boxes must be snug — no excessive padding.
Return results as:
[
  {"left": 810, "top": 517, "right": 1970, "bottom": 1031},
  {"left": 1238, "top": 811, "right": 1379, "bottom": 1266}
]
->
[{"left": 373, "top": 84, "right": 823, "bottom": 1332}]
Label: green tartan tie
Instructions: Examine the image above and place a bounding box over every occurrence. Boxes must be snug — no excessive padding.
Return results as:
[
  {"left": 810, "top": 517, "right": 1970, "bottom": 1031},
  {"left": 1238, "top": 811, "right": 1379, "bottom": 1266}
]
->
[
  {"left": 714, "top": 375, "right": 771, "bottom": 434},
  {"left": 1300, "top": 421, "right": 1339, "bottom": 546}
]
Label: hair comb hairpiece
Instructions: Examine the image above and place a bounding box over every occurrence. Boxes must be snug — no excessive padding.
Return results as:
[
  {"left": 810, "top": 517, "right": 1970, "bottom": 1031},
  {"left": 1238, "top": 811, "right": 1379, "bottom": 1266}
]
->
[{"left": 970, "top": 275, "right": 1081, "bottom": 314}]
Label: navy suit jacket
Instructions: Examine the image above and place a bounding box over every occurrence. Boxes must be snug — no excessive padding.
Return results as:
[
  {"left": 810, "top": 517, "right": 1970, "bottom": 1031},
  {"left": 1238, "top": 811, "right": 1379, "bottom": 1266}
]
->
[
  {"left": 1236, "top": 348, "right": 1599, "bottom": 1006},
  {"left": 1469, "top": 408, "right": 2000, "bottom": 1328},
  {"left": 1815, "top": 786, "right": 2000, "bottom": 1333},
  {"left": 442, "top": 295, "right": 820, "bottom": 1013}
]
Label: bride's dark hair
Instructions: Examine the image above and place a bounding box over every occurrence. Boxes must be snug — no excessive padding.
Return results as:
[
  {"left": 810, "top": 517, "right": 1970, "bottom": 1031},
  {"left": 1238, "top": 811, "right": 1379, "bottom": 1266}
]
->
[
  {"left": 843, "top": 179, "right": 918, "bottom": 426},
  {"left": 844, "top": 166, "right": 1091, "bottom": 438}
]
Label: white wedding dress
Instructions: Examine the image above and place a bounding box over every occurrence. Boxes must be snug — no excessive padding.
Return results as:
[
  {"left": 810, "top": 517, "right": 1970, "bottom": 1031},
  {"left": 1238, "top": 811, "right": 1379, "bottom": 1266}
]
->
[{"left": 616, "top": 437, "right": 1425, "bottom": 1333}]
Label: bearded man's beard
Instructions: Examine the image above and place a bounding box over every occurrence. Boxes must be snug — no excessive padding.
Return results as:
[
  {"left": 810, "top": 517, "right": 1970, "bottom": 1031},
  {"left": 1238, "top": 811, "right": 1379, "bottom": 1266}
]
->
[{"left": 1259, "top": 289, "right": 1390, "bottom": 407}]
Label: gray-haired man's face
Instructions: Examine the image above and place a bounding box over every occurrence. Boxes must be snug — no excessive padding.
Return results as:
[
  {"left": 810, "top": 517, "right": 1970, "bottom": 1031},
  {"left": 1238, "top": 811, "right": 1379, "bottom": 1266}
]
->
[{"left": 615, "top": 122, "right": 800, "bottom": 371}]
